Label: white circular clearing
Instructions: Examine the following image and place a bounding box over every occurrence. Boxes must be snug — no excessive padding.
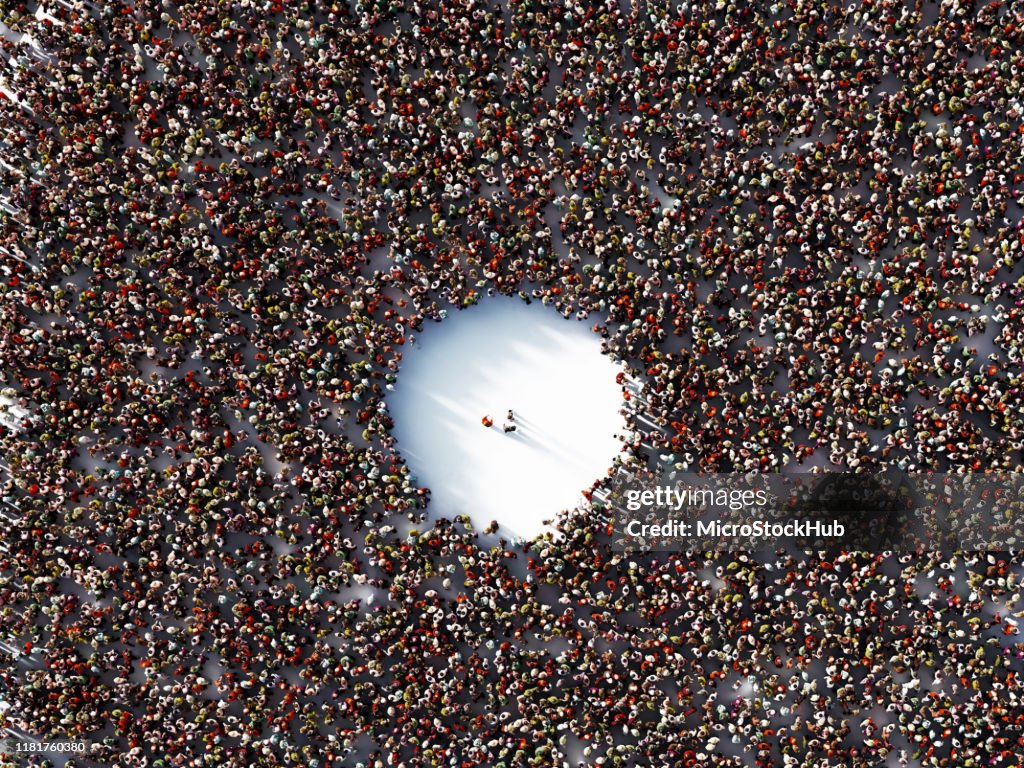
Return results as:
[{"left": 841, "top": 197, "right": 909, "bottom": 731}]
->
[{"left": 388, "top": 297, "right": 626, "bottom": 538}]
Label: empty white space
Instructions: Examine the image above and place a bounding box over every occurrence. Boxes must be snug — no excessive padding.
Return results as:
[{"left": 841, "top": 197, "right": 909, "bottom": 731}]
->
[{"left": 387, "top": 297, "right": 626, "bottom": 538}]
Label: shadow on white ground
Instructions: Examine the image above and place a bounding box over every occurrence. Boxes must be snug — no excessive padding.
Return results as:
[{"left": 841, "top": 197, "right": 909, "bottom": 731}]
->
[{"left": 387, "top": 296, "right": 626, "bottom": 538}]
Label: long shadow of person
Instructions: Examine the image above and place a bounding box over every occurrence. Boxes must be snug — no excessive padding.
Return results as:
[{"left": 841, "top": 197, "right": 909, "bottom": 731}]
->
[{"left": 791, "top": 470, "right": 923, "bottom": 551}]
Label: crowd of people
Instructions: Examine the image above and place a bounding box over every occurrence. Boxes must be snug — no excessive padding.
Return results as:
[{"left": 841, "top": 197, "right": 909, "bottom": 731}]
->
[{"left": 2, "top": 0, "right": 1024, "bottom": 765}]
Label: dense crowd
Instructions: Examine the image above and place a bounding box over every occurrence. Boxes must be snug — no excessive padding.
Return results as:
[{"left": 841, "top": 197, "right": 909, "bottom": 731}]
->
[{"left": 2, "top": 0, "right": 1024, "bottom": 765}]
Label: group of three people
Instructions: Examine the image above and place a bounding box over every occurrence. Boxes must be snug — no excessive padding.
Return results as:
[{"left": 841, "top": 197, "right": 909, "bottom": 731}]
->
[{"left": 482, "top": 409, "right": 517, "bottom": 433}]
